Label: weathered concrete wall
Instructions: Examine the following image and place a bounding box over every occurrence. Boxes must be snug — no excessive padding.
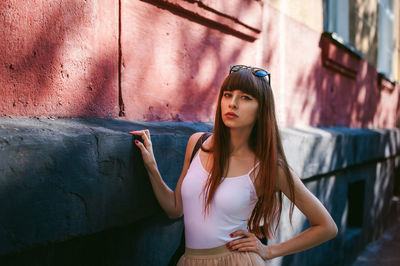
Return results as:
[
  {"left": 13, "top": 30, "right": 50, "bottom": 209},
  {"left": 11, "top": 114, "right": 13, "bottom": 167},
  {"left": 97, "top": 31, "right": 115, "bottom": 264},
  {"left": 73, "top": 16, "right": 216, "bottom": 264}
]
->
[
  {"left": 269, "top": 127, "right": 400, "bottom": 266},
  {"left": 0, "top": 0, "right": 265, "bottom": 122},
  {"left": 120, "top": 0, "right": 263, "bottom": 121},
  {"left": 0, "top": 118, "right": 211, "bottom": 258},
  {"left": 0, "top": 0, "right": 119, "bottom": 117},
  {"left": 1, "top": 1, "right": 399, "bottom": 128},
  {"left": 0, "top": 118, "right": 399, "bottom": 265},
  {"left": 264, "top": 4, "right": 400, "bottom": 128}
]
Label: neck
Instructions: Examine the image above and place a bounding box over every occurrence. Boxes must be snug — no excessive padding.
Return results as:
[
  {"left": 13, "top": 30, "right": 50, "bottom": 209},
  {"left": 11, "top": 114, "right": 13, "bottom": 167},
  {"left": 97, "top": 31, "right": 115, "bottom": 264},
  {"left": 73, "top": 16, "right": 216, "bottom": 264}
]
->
[{"left": 229, "top": 127, "right": 252, "bottom": 156}]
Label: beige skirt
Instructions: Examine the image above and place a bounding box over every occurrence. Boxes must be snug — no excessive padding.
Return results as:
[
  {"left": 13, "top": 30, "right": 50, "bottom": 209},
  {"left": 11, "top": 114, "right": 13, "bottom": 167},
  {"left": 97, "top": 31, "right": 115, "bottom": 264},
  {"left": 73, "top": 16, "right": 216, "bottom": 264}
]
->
[{"left": 177, "top": 244, "right": 267, "bottom": 266}]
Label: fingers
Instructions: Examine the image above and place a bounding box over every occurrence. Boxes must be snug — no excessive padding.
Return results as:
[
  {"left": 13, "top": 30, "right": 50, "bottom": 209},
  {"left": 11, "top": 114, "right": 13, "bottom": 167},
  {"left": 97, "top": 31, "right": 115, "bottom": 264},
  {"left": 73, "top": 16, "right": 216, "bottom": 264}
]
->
[
  {"left": 227, "top": 238, "right": 257, "bottom": 252},
  {"left": 230, "top": 230, "right": 253, "bottom": 238},
  {"left": 129, "top": 130, "right": 152, "bottom": 147},
  {"left": 134, "top": 138, "right": 146, "bottom": 152},
  {"left": 226, "top": 232, "right": 268, "bottom": 259},
  {"left": 227, "top": 231, "right": 260, "bottom": 253},
  {"left": 227, "top": 237, "right": 253, "bottom": 248},
  {"left": 129, "top": 130, "right": 150, "bottom": 139},
  {"left": 129, "top": 130, "right": 157, "bottom": 169},
  {"left": 144, "top": 129, "right": 150, "bottom": 139}
]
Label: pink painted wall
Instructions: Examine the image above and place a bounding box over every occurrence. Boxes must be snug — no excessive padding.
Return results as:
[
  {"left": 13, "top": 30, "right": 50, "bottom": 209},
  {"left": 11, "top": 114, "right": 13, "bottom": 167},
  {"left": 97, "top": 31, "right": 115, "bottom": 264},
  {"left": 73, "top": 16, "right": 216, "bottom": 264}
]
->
[
  {"left": 0, "top": 0, "right": 398, "bottom": 128},
  {"left": 264, "top": 5, "right": 399, "bottom": 128},
  {"left": 120, "top": 0, "right": 263, "bottom": 121},
  {"left": 0, "top": 0, "right": 119, "bottom": 117}
]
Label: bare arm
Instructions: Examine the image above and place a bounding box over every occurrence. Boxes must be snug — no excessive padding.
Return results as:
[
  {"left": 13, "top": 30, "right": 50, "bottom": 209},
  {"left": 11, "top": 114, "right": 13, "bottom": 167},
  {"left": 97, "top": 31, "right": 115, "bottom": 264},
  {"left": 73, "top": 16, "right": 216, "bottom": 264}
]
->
[
  {"left": 267, "top": 167, "right": 338, "bottom": 258},
  {"left": 130, "top": 130, "right": 203, "bottom": 219},
  {"left": 227, "top": 167, "right": 338, "bottom": 260}
]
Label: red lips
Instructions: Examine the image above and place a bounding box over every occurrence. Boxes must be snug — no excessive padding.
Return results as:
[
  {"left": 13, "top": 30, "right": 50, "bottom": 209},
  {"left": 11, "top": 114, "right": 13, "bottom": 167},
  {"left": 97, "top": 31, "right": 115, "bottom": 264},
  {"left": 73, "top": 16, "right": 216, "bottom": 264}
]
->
[{"left": 225, "top": 112, "right": 238, "bottom": 118}]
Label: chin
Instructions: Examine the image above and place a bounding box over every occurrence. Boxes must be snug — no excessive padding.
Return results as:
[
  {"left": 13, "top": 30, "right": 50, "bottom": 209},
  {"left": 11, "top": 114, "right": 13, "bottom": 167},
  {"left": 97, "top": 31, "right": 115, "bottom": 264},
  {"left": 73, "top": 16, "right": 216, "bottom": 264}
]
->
[
  {"left": 222, "top": 120, "right": 255, "bottom": 131},
  {"left": 222, "top": 119, "right": 235, "bottom": 128},
  {"left": 223, "top": 123, "right": 244, "bottom": 129}
]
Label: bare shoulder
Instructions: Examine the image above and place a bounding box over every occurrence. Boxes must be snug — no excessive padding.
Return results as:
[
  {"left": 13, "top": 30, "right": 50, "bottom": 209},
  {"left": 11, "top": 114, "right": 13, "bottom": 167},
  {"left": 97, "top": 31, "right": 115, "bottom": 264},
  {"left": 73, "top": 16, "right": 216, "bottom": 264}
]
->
[
  {"left": 188, "top": 132, "right": 212, "bottom": 146},
  {"left": 276, "top": 164, "right": 317, "bottom": 207},
  {"left": 185, "top": 132, "right": 211, "bottom": 156},
  {"left": 275, "top": 164, "right": 298, "bottom": 194},
  {"left": 187, "top": 132, "right": 205, "bottom": 147}
]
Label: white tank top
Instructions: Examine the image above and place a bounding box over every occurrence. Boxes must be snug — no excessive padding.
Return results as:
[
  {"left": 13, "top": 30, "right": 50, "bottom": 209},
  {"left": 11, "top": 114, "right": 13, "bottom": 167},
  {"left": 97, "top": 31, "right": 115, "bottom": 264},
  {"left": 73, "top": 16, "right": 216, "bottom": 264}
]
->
[{"left": 181, "top": 151, "right": 259, "bottom": 249}]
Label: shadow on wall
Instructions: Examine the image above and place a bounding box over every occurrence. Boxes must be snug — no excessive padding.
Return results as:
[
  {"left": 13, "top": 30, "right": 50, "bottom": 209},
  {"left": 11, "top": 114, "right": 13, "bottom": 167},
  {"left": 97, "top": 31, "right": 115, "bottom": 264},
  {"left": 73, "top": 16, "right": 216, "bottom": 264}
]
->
[
  {"left": 0, "top": 120, "right": 166, "bottom": 265},
  {"left": 275, "top": 126, "right": 400, "bottom": 265},
  {"left": 0, "top": 118, "right": 211, "bottom": 265},
  {"left": 275, "top": 175, "right": 339, "bottom": 265},
  {"left": 122, "top": 0, "right": 269, "bottom": 122},
  {"left": 276, "top": 131, "right": 342, "bottom": 265},
  {"left": 349, "top": 0, "right": 379, "bottom": 66},
  {"left": 279, "top": 160, "right": 396, "bottom": 265},
  {"left": 285, "top": 35, "right": 382, "bottom": 128},
  {"left": 0, "top": 0, "right": 118, "bottom": 118}
]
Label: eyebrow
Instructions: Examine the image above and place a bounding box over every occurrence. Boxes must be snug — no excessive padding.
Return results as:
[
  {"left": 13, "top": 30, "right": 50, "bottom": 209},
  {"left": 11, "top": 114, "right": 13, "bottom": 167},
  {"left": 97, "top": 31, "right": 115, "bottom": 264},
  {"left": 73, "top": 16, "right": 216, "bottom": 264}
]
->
[{"left": 240, "top": 91, "right": 253, "bottom": 96}]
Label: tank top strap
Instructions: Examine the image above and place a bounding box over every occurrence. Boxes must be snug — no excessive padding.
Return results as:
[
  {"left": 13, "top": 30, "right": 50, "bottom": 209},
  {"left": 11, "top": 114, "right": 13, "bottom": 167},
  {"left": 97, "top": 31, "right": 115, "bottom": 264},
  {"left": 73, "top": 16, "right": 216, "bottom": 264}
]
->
[{"left": 248, "top": 161, "right": 260, "bottom": 177}]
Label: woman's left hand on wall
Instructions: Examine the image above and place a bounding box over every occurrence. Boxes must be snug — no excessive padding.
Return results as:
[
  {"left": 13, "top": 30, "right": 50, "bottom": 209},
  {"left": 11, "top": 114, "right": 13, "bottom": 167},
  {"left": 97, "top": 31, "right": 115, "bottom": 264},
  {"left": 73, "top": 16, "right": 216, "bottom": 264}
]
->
[{"left": 129, "top": 130, "right": 157, "bottom": 170}]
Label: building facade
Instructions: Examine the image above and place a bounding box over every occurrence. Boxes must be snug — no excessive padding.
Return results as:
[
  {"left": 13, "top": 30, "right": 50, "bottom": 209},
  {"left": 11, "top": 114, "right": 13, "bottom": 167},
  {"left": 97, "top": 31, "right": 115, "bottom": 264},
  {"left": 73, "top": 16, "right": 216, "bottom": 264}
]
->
[
  {"left": 1, "top": 0, "right": 399, "bottom": 127},
  {"left": 0, "top": 1, "right": 399, "bottom": 265}
]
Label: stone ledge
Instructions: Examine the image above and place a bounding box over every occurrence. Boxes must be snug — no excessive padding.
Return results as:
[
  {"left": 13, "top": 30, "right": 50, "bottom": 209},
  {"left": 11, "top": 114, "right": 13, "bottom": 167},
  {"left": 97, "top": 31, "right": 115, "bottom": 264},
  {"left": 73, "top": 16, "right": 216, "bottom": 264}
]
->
[
  {"left": 0, "top": 117, "right": 212, "bottom": 256},
  {"left": 281, "top": 126, "right": 400, "bottom": 179},
  {"left": 0, "top": 118, "right": 399, "bottom": 256}
]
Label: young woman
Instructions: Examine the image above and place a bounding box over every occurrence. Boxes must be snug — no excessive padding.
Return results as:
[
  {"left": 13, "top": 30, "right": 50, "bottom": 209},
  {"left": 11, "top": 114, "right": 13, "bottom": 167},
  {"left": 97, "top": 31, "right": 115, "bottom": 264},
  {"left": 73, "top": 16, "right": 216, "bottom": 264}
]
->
[{"left": 130, "top": 65, "right": 338, "bottom": 265}]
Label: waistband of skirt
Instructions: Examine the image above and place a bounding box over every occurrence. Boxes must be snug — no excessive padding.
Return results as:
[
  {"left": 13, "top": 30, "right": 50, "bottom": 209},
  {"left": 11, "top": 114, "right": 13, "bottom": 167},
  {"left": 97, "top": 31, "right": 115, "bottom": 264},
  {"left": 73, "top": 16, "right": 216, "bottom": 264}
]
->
[{"left": 185, "top": 244, "right": 231, "bottom": 256}]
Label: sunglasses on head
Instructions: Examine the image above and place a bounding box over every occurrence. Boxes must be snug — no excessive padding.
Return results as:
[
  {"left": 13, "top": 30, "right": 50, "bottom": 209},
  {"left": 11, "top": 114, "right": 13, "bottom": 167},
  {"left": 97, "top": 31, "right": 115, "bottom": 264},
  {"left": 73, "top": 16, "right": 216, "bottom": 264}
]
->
[{"left": 229, "top": 65, "right": 271, "bottom": 86}]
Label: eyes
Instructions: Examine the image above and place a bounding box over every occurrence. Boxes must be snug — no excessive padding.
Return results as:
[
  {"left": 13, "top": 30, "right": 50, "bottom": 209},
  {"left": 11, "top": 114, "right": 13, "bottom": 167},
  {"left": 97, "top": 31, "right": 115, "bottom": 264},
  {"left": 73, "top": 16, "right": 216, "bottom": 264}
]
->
[{"left": 223, "top": 92, "right": 253, "bottom": 101}]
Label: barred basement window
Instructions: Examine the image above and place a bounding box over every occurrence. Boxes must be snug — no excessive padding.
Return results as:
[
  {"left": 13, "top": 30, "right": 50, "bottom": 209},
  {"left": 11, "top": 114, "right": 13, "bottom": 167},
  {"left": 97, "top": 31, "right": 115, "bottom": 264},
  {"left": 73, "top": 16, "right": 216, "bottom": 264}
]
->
[{"left": 347, "top": 180, "right": 365, "bottom": 228}]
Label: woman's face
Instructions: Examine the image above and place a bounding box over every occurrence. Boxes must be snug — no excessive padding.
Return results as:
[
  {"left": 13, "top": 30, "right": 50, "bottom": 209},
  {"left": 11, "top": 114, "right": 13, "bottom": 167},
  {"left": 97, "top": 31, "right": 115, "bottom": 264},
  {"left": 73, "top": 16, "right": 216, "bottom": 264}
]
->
[{"left": 220, "top": 89, "right": 259, "bottom": 130}]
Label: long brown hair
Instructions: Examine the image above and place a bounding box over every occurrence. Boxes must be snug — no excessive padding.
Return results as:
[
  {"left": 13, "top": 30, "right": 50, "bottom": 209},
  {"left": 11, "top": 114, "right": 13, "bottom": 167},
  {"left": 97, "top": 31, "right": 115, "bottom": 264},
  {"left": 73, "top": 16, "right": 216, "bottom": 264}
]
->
[{"left": 202, "top": 69, "right": 295, "bottom": 239}]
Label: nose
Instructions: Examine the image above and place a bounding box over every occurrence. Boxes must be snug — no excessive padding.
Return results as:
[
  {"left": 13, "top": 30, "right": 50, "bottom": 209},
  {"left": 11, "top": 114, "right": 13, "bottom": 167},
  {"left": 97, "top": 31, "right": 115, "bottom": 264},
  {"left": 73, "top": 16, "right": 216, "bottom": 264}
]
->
[{"left": 228, "top": 95, "right": 238, "bottom": 109}]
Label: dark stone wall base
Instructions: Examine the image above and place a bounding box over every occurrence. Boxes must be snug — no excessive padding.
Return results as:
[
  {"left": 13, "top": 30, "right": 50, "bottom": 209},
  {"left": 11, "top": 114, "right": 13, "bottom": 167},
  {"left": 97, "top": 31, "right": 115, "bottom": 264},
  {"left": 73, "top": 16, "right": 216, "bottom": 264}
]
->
[
  {"left": 0, "top": 118, "right": 399, "bottom": 266},
  {"left": 1, "top": 213, "right": 182, "bottom": 266}
]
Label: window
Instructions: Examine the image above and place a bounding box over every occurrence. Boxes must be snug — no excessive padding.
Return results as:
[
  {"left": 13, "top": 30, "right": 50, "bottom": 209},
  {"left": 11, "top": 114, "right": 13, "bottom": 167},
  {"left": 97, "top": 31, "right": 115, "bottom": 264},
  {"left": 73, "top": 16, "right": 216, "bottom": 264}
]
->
[
  {"left": 377, "top": 0, "right": 395, "bottom": 80},
  {"left": 324, "top": 0, "right": 350, "bottom": 43}
]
